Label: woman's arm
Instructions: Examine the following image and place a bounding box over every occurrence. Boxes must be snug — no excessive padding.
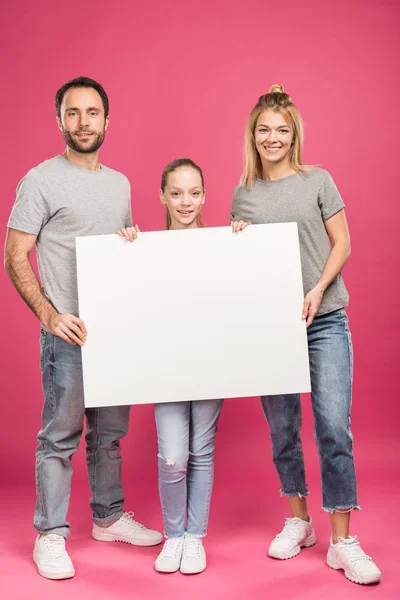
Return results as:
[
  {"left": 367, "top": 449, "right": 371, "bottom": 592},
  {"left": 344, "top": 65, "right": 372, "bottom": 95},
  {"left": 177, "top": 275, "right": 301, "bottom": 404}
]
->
[{"left": 303, "top": 210, "right": 351, "bottom": 326}]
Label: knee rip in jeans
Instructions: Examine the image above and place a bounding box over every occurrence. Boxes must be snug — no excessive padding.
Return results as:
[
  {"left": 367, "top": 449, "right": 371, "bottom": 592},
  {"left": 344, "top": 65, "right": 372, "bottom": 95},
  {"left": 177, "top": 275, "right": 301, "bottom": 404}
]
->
[{"left": 166, "top": 457, "right": 175, "bottom": 466}]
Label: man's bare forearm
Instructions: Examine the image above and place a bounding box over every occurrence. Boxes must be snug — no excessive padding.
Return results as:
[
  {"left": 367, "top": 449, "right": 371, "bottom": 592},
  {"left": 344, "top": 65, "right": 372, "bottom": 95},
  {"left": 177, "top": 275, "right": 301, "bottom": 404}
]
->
[{"left": 5, "top": 254, "right": 57, "bottom": 327}]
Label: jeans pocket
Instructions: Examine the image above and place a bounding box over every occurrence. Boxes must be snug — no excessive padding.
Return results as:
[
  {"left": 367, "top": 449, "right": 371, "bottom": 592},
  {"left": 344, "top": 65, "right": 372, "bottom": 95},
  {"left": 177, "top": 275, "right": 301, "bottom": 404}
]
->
[{"left": 40, "top": 329, "right": 47, "bottom": 373}]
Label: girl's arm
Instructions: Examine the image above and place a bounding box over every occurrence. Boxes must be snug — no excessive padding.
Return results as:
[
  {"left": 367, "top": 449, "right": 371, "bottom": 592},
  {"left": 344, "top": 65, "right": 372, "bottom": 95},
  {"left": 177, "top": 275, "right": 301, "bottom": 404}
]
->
[{"left": 303, "top": 209, "right": 351, "bottom": 326}]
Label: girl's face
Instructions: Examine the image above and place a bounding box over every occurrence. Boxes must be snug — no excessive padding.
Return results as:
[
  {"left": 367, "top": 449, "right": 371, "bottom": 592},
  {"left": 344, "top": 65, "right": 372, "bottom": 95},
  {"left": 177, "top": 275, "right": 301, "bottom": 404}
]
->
[
  {"left": 160, "top": 167, "right": 205, "bottom": 229},
  {"left": 254, "top": 109, "right": 294, "bottom": 168}
]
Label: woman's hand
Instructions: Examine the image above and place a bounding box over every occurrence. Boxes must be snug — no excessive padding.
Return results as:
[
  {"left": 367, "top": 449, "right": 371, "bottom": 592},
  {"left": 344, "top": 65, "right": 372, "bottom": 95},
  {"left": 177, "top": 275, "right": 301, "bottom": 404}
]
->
[
  {"left": 302, "top": 284, "right": 324, "bottom": 327},
  {"left": 231, "top": 220, "right": 251, "bottom": 233},
  {"left": 116, "top": 225, "right": 140, "bottom": 242}
]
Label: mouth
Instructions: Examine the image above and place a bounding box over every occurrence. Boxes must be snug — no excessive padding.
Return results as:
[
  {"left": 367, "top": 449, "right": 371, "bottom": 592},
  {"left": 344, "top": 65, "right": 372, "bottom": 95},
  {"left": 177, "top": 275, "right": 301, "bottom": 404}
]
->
[
  {"left": 264, "top": 145, "right": 282, "bottom": 154},
  {"left": 177, "top": 210, "right": 194, "bottom": 216},
  {"left": 75, "top": 132, "right": 94, "bottom": 139}
]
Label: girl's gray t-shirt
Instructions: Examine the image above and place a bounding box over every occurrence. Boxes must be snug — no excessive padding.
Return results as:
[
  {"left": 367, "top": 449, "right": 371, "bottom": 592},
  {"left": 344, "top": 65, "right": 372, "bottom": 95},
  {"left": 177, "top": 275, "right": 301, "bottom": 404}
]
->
[{"left": 230, "top": 168, "right": 349, "bottom": 316}]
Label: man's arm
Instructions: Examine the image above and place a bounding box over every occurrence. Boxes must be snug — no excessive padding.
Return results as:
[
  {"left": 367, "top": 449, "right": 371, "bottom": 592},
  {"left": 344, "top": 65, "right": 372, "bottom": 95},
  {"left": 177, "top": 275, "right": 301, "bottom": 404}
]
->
[{"left": 4, "top": 228, "right": 87, "bottom": 345}]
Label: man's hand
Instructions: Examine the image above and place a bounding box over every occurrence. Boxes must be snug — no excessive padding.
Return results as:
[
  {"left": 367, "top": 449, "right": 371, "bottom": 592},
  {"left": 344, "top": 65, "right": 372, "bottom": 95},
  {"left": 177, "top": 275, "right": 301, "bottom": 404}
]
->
[{"left": 47, "top": 313, "right": 87, "bottom": 346}]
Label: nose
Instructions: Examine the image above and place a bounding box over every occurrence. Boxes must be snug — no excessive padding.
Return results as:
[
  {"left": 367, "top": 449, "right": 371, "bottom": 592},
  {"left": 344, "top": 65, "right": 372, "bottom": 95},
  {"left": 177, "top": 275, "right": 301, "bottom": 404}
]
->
[
  {"left": 267, "top": 130, "right": 277, "bottom": 143},
  {"left": 79, "top": 112, "right": 89, "bottom": 128},
  {"left": 180, "top": 194, "right": 191, "bottom": 206}
]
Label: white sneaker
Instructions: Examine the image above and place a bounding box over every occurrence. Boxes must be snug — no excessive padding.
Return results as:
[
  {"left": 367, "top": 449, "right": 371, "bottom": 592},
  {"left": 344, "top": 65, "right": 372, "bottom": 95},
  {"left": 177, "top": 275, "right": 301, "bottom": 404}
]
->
[
  {"left": 155, "top": 537, "right": 185, "bottom": 572},
  {"left": 33, "top": 534, "right": 75, "bottom": 580},
  {"left": 92, "top": 511, "right": 163, "bottom": 546},
  {"left": 268, "top": 516, "right": 316, "bottom": 559},
  {"left": 180, "top": 535, "right": 207, "bottom": 574},
  {"left": 327, "top": 536, "right": 381, "bottom": 584}
]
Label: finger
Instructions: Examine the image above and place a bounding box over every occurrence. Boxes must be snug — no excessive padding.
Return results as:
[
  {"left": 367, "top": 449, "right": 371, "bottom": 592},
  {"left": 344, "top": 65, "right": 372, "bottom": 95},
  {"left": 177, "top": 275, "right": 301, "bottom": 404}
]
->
[
  {"left": 60, "top": 323, "right": 85, "bottom": 346},
  {"left": 306, "top": 309, "right": 316, "bottom": 328},
  {"left": 302, "top": 301, "right": 310, "bottom": 320},
  {"left": 70, "top": 316, "right": 88, "bottom": 336},
  {"left": 135, "top": 224, "right": 141, "bottom": 233},
  {"left": 56, "top": 329, "right": 76, "bottom": 345},
  {"left": 68, "top": 322, "right": 87, "bottom": 341},
  {"left": 116, "top": 231, "right": 124, "bottom": 237}
]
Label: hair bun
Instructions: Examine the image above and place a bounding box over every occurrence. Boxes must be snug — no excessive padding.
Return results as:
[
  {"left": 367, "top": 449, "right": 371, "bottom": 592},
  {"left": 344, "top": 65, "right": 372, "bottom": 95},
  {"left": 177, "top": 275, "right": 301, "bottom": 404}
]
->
[{"left": 269, "top": 83, "right": 285, "bottom": 94}]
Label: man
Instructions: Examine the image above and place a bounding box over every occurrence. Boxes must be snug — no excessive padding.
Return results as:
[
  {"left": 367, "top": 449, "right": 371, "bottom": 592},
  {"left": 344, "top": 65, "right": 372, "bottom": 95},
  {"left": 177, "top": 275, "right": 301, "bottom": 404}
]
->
[{"left": 5, "top": 76, "right": 162, "bottom": 580}]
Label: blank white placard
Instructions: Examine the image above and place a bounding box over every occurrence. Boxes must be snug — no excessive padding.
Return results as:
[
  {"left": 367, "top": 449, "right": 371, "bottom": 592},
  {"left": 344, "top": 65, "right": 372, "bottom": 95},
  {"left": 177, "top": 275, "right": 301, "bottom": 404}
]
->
[{"left": 76, "top": 224, "right": 311, "bottom": 407}]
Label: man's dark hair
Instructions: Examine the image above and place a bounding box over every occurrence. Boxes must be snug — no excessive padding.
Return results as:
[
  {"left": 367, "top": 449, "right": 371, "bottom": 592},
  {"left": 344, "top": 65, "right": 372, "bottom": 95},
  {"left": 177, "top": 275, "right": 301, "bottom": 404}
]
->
[{"left": 55, "top": 76, "right": 109, "bottom": 119}]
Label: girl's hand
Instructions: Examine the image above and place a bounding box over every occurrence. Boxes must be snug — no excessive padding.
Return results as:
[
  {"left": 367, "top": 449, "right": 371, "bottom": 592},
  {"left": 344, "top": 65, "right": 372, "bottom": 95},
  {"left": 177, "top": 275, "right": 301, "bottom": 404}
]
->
[
  {"left": 116, "top": 225, "right": 140, "bottom": 242},
  {"left": 302, "top": 284, "right": 324, "bottom": 327},
  {"left": 231, "top": 220, "right": 251, "bottom": 233}
]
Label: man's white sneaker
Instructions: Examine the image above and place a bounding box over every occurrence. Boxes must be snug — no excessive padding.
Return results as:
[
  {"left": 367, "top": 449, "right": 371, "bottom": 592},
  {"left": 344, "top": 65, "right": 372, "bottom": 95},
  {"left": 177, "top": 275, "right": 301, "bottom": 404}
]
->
[
  {"left": 327, "top": 536, "right": 381, "bottom": 585},
  {"left": 33, "top": 534, "right": 75, "bottom": 580},
  {"left": 92, "top": 511, "right": 163, "bottom": 546},
  {"left": 268, "top": 516, "right": 316, "bottom": 559},
  {"left": 154, "top": 537, "right": 184, "bottom": 573},
  {"left": 180, "top": 535, "right": 206, "bottom": 574}
]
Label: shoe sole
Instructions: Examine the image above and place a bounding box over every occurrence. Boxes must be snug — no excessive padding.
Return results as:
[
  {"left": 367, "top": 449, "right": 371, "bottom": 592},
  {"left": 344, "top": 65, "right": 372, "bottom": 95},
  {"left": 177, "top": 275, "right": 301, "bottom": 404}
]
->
[
  {"left": 36, "top": 566, "right": 75, "bottom": 580},
  {"left": 327, "top": 557, "right": 381, "bottom": 585},
  {"left": 154, "top": 564, "right": 180, "bottom": 573},
  {"left": 180, "top": 565, "right": 206, "bottom": 575},
  {"left": 92, "top": 531, "right": 163, "bottom": 546},
  {"left": 268, "top": 530, "right": 316, "bottom": 560}
]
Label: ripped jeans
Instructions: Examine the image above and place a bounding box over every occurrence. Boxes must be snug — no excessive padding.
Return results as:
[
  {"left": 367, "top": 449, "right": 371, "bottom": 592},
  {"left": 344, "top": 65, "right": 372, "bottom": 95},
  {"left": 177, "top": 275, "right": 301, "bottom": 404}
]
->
[
  {"left": 155, "top": 398, "right": 223, "bottom": 538},
  {"left": 261, "top": 309, "right": 359, "bottom": 513}
]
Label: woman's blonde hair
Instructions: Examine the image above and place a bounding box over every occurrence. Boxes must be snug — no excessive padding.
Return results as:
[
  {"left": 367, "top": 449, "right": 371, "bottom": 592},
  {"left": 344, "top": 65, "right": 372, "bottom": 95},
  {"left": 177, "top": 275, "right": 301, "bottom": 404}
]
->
[
  {"left": 240, "top": 84, "right": 305, "bottom": 189},
  {"left": 161, "top": 158, "right": 205, "bottom": 229}
]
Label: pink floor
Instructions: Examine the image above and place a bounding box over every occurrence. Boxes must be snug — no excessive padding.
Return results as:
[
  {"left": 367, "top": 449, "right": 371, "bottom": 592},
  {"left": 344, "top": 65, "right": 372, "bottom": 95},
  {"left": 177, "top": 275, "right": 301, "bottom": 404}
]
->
[{"left": 2, "top": 427, "right": 397, "bottom": 600}]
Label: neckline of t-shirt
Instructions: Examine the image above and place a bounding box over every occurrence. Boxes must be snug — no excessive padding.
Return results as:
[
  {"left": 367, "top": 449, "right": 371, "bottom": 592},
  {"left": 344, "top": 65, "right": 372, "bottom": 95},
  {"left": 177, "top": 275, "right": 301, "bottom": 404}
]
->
[
  {"left": 256, "top": 172, "right": 300, "bottom": 185},
  {"left": 57, "top": 154, "right": 105, "bottom": 175}
]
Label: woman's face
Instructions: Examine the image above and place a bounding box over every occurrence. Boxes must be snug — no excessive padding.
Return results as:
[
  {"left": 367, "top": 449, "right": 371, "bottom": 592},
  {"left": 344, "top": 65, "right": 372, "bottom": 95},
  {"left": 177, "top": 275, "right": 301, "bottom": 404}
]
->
[
  {"left": 254, "top": 109, "right": 294, "bottom": 167},
  {"left": 160, "top": 167, "right": 205, "bottom": 229}
]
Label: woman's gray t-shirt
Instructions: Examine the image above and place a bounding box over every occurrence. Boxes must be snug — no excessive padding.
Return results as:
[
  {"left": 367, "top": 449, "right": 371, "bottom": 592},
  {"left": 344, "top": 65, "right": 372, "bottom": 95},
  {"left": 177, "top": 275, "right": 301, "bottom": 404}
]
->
[{"left": 230, "top": 168, "right": 349, "bottom": 316}]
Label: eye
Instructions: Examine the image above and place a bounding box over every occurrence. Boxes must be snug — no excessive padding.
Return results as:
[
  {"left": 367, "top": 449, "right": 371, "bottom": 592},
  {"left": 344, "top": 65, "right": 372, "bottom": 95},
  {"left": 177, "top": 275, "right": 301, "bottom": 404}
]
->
[
  {"left": 68, "top": 111, "right": 77, "bottom": 117},
  {"left": 90, "top": 111, "right": 98, "bottom": 117},
  {"left": 171, "top": 192, "right": 180, "bottom": 197},
  {"left": 258, "top": 128, "right": 267, "bottom": 133},
  {"left": 192, "top": 191, "right": 200, "bottom": 197}
]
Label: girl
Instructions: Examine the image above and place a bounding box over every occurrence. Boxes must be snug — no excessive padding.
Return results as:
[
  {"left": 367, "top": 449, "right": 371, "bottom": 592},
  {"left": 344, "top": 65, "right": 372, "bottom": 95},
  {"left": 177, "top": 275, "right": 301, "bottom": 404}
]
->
[
  {"left": 231, "top": 86, "right": 381, "bottom": 585},
  {"left": 118, "top": 159, "right": 229, "bottom": 575}
]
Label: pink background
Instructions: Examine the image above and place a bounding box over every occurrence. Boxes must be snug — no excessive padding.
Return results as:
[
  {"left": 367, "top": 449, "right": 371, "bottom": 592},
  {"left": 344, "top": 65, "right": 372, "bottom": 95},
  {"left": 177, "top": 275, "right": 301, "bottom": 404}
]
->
[{"left": 1, "top": 1, "right": 399, "bottom": 598}]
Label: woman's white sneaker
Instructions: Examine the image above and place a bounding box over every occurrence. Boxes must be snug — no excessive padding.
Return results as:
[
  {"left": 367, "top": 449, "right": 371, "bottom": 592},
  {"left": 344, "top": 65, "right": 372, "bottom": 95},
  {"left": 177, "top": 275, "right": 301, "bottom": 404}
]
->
[
  {"left": 268, "top": 516, "right": 316, "bottom": 559},
  {"left": 180, "top": 535, "right": 206, "bottom": 574},
  {"left": 33, "top": 534, "right": 75, "bottom": 580},
  {"left": 327, "top": 536, "right": 381, "bottom": 584},
  {"left": 155, "top": 537, "right": 185, "bottom": 573}
]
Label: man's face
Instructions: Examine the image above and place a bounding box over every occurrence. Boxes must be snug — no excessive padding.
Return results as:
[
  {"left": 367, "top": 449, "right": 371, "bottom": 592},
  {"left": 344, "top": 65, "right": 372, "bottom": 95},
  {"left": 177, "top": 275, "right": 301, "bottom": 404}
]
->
[{"left": 57, "top": 87, "right": 109, "bottom": 153}]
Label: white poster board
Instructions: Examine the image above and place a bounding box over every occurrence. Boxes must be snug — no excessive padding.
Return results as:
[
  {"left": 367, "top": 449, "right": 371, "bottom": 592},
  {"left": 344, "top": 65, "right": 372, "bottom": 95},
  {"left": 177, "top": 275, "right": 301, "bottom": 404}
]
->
[{"left": 76, "top": 224, "right": 310, "bottom": 407}]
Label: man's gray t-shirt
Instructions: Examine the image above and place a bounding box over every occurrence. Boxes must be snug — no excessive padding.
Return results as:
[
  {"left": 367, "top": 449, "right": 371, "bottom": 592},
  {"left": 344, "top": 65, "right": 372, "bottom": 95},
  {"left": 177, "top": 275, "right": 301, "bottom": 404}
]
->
[
  {"left": 230, "top": 168, "right": 349, "bottom": 316},
  {"left": 8, "top": 155, "right": 132, "bottom": 316}
]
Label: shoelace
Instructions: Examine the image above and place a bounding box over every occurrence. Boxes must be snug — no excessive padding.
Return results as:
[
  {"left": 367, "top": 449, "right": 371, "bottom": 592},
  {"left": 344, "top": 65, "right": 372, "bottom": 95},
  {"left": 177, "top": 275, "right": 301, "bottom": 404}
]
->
[
  {"left": 338, "top": 536, "right": 372, "bottom": 564},
  {"left": 44, "top": 534, "right": 66, "bottom": 559},
  {"left": 160, "top": 538, "right": 183, "bottom": 558},
  {"left": 184, "top": 537, "right": 201, "bottom": 559},
  {"left": 276, "top": 518, "right": 306, "bottom": 542},
  {"left": 122, "top": 511, "right": 145, "bottom": 529}
]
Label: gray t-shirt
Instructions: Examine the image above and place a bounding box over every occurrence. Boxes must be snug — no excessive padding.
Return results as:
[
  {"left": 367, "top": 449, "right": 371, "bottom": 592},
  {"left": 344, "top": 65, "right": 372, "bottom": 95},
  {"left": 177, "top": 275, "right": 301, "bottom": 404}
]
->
[
  {"left": 8, "top": 155, "right": 132, "bottom": 316},
  {"left": 230, "top": 168, "right": 349, "bottom": 316}
]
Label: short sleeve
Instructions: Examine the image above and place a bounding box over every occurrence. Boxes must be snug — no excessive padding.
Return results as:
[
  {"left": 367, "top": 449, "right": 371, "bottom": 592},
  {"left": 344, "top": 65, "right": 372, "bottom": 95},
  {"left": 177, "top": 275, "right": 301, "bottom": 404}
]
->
[
  {"left": 318, "top": 171, "right": 345, "bottom": 221},
  {"left": 230, "top": 186, "right": 243, "bottom": 222},
  {"left": 8, "top": 170, "right": 51, "bottom": 235}
]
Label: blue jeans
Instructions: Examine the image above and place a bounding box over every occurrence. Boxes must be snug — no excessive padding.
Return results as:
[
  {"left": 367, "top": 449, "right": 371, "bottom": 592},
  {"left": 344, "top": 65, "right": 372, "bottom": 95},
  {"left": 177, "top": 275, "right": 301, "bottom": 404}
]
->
[
  {"left": 155, "top": 399, "right": 223, "bottom": 538},
  {"left": 35, "top": 329, "right": 130, "bottom": 538},
  {"left": 261, "top": 309, "right": 359, "bottom": 513}
]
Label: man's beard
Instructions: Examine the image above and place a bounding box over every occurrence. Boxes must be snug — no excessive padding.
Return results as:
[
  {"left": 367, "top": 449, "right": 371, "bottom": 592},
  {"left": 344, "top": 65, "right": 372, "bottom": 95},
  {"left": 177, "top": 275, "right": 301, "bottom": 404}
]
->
[{"left": 62, "top": 128, "right": 106, "bottom": 154}]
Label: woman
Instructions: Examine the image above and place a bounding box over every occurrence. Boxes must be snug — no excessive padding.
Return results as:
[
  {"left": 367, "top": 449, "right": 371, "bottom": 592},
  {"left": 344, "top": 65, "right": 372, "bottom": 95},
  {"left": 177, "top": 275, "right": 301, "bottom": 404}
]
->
[
  {"left": 230, "top": 85, "right": 381, "bottom": 585},
  {"left": 118, "top": 159, "right": 240, "bottom": 575}
]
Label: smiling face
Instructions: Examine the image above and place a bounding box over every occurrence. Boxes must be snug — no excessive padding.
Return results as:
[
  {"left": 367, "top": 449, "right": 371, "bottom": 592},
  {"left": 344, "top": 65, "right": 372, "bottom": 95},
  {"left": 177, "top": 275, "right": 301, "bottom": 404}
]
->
[
  {"left": 160, "top": 166, "right": 205, "bottom": 230},
  {"left": 57, "top": 86, "right": 109, "bottom": 154},
  {"left": 254, "top": 109, "right": 294, "bottom": 168}
]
